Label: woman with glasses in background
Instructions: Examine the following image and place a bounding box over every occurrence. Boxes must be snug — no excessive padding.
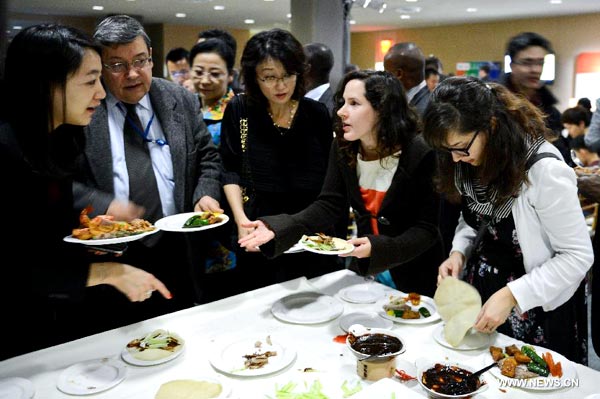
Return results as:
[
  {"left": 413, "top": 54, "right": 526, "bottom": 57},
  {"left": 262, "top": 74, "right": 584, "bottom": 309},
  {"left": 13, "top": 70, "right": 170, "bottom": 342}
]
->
[
  {"left": 220, "top": 28, "right": 340, "bottom": 292},
  {"left": 423, "top": 76, "right": 592, "bottom": 363}
]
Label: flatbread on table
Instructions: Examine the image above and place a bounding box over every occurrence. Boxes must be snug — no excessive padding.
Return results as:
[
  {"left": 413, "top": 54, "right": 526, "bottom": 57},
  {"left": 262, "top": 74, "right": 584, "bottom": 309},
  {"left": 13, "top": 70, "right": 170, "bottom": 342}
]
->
[
  {"left": 155, "top": 379, "right": 222, "bottom": 399},
  {"left": 433, "top": 277, "right": 482, "bottom": 347}
]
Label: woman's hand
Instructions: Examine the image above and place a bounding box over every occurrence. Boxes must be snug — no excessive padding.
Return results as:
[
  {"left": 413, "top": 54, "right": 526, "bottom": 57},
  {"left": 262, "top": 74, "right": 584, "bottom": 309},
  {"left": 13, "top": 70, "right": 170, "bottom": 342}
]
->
[
  {"left": 473, "top": 286, "right": 517, "bottom": 333},
  {"left": 235, "top": 216, "right": 259, "bottom": 251},
  {"left": 437, "top": 251, "right": 465, "bottom": 285},
  {"left": 88, "top": 262, "right": 172, "bottom": 302},
  {"left": 194, "top": 196, "right": 223, "bottom": 213},
  {"left": 238, "top": 220, "right": 275, "bottom": 252},
  {"left": 340, "top": 236, "right": 370, "bottom": 258}
]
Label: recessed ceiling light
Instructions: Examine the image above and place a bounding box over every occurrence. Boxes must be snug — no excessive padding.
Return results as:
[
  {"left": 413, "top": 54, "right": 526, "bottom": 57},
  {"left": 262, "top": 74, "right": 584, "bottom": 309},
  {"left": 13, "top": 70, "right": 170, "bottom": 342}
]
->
[
  {"left": 13, "top": 25, "right": 22, "bottom": 30},
  {"left": 550, "top": 0, "right": 562, "bottom": 3},
  {"left": 92, "top": 5, "right": 104, "bottom": 11},
  {"left": 349, "top": 19, "right": 356, "bottom": 24},
  {"left": 175, "top": 13, "right": 186, "bottom": 18},
  {"left": 264, "top": 0, "right": 275, "bottom": 2},
  {"left": 466, "top": 7, "right": 477, "bottom": 12},
  {"left": 244, "top": 19, "right": 255, "bottom": 24},
  {"left": 214, "top": 5, "right": 225, "bottom": 10},
  {"left": 405, "top": 0, "right": 418, "bottom": 2},
  {"left": 400, "top": 14, "right": 411, "bottom": 19},
  {"left": 127, "top": 0, "right": 136, "bottom": 2},
  {"left": 286, "top": 13, "right": 292, "bottom": 18}
]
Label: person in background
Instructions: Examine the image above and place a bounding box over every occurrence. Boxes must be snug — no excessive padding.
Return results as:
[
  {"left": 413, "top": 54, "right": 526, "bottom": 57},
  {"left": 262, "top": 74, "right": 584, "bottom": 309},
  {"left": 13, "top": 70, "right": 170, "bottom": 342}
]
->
[
  {"left": 197, "top": 28, "right": 243, "bottom": 93},
  {"left": 425, "top": 67, "right": 440, "bottom": 92},
  {"left": 238, "top": 70, "right": 444, "bottom": 297},
  {"left": 500, "top": 32, "right": 572, "bottom": 165},
  {"left": 571, "top": 135, "right": 600, "bottom": 167},
  {"left": 562, "top": 105, "right": 591, "bottom": 139},
  {"left": 584, "top": 98, "right": 600, "bottom": 153},
  {"left": 426, "top": 55, "right": 447, "bottom": 81},
  {"left": 423, "top": 76, "right": 592, "bottom": 363},
  {"left": 165, "top": 47, "right": 194, "bottom": 92},
  {"left": 344, "top": 63, "right": 359, "bottom": 75},
  {"left": 384, "top": 42, "right": 430, "bottom": 116},
  {"left": 0, "top": 24, "right": 170, "bottom": 360},
  {"left": 73, "top": 15, "right": 222, "bottom": 326},
  {"left": 478, "top": 63, "right": 491, "bottom": 82},
  {"left": 189, "top": 37, "right": 238, "bottom": 301},
  {"left": 220, "top": 28, "right": 339, "bottom": 292},
  {"left": 304, "top": 42, "right": 335, "bottom": 116},
  {"left": 577, "top": 97, "right": 592, "bottom": 115}
]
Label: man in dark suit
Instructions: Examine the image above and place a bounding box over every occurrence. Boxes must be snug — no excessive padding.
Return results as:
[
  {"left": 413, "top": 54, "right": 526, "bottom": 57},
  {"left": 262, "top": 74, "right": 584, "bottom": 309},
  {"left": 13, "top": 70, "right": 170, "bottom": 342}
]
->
[
  {"left": 304, "top": 42, "right": 335, "bottom": 117},
  {"left": 384, "top": 42, "right": 430, "bottom": 116},
  {"left": 73, "top": 15, "right": 222, "bottom": 328}
]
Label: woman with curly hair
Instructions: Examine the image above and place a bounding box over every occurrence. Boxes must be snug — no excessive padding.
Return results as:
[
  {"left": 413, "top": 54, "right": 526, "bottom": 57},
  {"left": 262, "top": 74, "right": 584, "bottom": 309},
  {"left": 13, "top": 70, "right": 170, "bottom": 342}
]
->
[
  {"left": 238, "top": 70, "right": 444, "bottom": 296},
  {"left": 423, "top": 76, "right": 592, "bottom": 363}
]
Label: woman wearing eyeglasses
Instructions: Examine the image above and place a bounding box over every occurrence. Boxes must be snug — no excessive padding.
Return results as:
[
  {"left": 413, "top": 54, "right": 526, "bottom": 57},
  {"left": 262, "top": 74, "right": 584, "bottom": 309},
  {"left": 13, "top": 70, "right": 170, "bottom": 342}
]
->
[
  {"left": 220, "top": 28, "right": 340, "bottom": 292},
  {"left": 422, "top": 76, "right": 592, "bottom": 363},
  {"left": 0, "top": 24, "right": 171, "bottom": 359}
]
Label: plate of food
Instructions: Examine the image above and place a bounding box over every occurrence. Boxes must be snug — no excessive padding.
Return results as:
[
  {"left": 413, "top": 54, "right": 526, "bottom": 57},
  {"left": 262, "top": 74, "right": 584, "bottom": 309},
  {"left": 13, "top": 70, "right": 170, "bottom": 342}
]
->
[
  {"left": 121, "top": 329, "right": 185, "bottom": 366},
  {"left": 64, "top": 206, "right": 158, "bottom": 245},
  {"left": 154, "top": 375, "right": 231, "bottom": 399},
  {"left": 432, "top": 324, "right": 492, "bottom": 351},
  {"left": 209, "top": 335, "right": 296, "bottom": 377},
  {"left": 377, "top": 292, "right": 441, "bottom": 325},
  {"left": 56, "top": 358, "right": 127, "bottom": 395},
  {"left": 485, "top": 343, "right": 577, "bottom": 391},
  {"left": 298, "top": 233, "right": 354, "bottom": 255},
  {"left": 154, "top": 211, "right": 229, "bottom": 233},
  {"left": 0, "top": 377, "right": 35, "bottom": 399},
  {"left": 271, "top": 291, "right": 344, "bottom": 324}
]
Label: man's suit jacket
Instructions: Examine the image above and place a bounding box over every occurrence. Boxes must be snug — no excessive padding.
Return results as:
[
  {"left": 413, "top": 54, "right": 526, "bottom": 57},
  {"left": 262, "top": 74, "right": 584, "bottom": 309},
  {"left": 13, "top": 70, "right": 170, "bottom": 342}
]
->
[
  {"left": 410, "top": 85, "right": 431, "bottom": 116},
  {"left": 318, "top": 86, "right": 335, "bottom": 117},
  {"left": 74, "top": 78, "right": 222, "bottom": 216}
]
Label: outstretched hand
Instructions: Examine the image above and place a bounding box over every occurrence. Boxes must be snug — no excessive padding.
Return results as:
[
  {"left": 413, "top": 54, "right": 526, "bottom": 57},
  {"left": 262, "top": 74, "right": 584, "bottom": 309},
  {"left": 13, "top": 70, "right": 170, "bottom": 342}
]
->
[
  {"left": 473, "top": 286, "right": 516, "bottom": 334},
  {"left": 437, "top": 251, "right": 465, "bottom": 285},
  {"left": 238, "top": 220, "right": 275, "bottom": 252}
]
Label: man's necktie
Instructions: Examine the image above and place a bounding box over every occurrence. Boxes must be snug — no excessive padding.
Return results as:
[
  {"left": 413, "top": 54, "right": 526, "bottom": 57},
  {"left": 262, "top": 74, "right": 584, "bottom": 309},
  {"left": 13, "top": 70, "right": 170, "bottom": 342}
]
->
[{"left": 122, "top": 102, "right": 163, "bottom": 224}]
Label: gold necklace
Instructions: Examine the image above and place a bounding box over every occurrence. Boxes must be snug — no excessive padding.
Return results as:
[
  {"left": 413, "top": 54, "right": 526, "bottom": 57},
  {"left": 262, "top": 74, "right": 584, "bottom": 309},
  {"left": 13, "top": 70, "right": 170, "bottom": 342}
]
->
[{"left": 268, "top": 100, "right": 298, "bottom": 135}]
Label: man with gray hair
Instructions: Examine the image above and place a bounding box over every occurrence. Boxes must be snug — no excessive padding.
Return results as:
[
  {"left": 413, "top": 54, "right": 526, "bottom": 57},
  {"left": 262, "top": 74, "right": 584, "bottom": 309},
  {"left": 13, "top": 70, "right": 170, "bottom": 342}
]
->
[
  {"left": 383, "top": 42, "right": 430, "bottom": 116},
  {"left": 74, "top": 15, "right": 222, "bottom": 326}
]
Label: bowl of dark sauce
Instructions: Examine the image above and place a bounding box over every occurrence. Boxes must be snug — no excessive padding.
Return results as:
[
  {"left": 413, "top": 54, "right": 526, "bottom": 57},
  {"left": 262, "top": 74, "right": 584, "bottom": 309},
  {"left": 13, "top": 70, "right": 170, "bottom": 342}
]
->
[
  {"left": 417, "top": 361, "right": 488, "bottom": 398},
  {"left": 346, "top": 325, "right": 406, "bottom": 360}
]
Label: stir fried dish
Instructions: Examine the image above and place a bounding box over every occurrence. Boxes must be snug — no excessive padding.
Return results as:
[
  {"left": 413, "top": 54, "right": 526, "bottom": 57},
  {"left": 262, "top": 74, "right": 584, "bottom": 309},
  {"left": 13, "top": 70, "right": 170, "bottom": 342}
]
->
[
  {"left": 490, "top": 344, "right": 563, "bottom": 379},
  {"left": 72, "top": 206, "right": 155, "bottom": 240},
  {"left": 383, "top": 293, "right": 431, "bottom": 319},
  {"left": 182, "top": 212, "right": 224, "bottom": 228}
]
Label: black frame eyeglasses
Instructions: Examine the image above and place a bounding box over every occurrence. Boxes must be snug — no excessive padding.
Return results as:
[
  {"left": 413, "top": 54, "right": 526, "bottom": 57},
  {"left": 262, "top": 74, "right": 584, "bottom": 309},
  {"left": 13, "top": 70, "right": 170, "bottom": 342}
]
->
[
  {"left": 103, "top": 57, "right": 152, "bottom": 74},
  {"left": 257, "top": 73, "right": 297, "bottom": 87},
  {"left": 441, "top": 130, "right": 480, "bottom": 157}
]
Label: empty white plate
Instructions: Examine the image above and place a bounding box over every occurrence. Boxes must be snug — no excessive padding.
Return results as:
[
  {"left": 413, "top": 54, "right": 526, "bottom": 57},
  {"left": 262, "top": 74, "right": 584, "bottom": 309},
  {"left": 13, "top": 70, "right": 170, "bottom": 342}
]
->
[
  {"left": 0, "top": 377, "right": 34, "bottom": 399},
  {"left": 339, "top": 312, "right": 393, "bottom": 332},
  {"left": 271, "top": 292, "right": 344, "bottom": 324},
  {"left": 338, "top": 283, "right": 385, "bottom": 304},
  {"left": 432, "top": 324, "right": 492, "bottom": 351},
  {"left": 57, "top": 358, "right": 126, "bottom": 395}
]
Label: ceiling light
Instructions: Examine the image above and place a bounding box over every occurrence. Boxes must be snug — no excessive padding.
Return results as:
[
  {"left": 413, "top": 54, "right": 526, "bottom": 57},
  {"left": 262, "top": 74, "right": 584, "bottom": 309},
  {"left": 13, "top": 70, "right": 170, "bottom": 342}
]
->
[
  {"left": 92, "top": 5, "right": 104, "bottom": 11},
  {"left": 379, "top": 3, "right": 387, "bottom": 13},
  {"left": 286, "top": 13, "right": 292, "bottom": 18},
  {"left": 244, "top": 19, "right": 255, "bottom": 24},
  {"left": 13, "top": 25, "right": 22, "bottom": 30},
  {"left": 405, "top": 0, "right": 418, "bottom": 2},
  {"left": 466, "top": 7, "right": 477, "bottom": 12},
  {"left": 213, "top": 5, "right": 225, "bottom": 10},
  {"left": 127, "top": 0, "right": 136, "bottom": 2},
  {"left": 363, "top": 0, "right": 371, "bottom": 7},
  {"left": 264, "top": 0, "right": 275, "bottom": 2},
  {"left": 400, "top": 14, "right": 411, "bottom": 19},
  {"left": 550, "top": 0, "right": 562, "bottom": 3},
  {"left": 175, "top": 13, "right": 186, "bottom": 18},
  {"left": 349, "top": 19, "right": 356, "bottom": 24}
]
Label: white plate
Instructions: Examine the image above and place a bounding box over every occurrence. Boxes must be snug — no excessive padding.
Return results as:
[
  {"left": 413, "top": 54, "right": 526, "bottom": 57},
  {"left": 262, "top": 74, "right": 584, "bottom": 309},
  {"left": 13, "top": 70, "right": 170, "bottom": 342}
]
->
[
  {"left": 209, "top": 336, "right": 296, "bottom": 377},
  {"left": 338, "top": 283, "right": 386, "bottom": 304},
  {"left": 485, "top": 344, "right": 577, "bottom": 391},
  {"left": 283, "top": 242, "right": 304, "bottom": 254},
  {"left": 432, "top": 324, "right": 492, "bottom": 351},
  {"left": 271, "top": 292, "right": 344, "bottom": 324},
  {"left": 155, "top": 375, "right": 231, "bottom": 398},
  {"left": 351, "top": 377, "right": 423, "bottom": 399},
  {"left": 0, "top": 377, "right": 35, "bottom": 399},
  {"left": 299, "top": 235, "right": 354, "bottom": 255},
  {"left": 377, "top": 294, "right": 441, "bottom": 325},
  {"left": 154, "top": 212, "right": 229, "bottom": 232},
  {"left": 57, "top": 358, "right": 127, "bottom": 395},
  {"left": 121, "top": 344, "right": 185, "bottom": 366},
  {"left": 339, "top": 312, "right": 393, "bottom": 332},
  {"left": 63, "top": 227, "right": 159, "bottom": 246}
]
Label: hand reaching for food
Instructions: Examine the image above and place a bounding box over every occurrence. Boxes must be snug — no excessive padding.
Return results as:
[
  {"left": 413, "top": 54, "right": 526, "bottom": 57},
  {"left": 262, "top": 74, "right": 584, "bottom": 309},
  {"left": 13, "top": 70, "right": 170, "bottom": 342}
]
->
[
  {"left": 473, "top": 286, "right": 516, "bottom": 333},
  {"left": 238, "top": 220, "right": 274, "bottom": 251},
  {"left": 438, "top": 252, "right": 465, "bottom": 283}
]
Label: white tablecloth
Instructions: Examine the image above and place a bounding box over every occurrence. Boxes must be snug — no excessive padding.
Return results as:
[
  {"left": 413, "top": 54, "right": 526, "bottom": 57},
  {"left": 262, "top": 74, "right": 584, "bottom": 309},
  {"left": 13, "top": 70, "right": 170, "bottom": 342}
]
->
[{"left": 0, "top": 269, "right": 598, "bottom": 398}]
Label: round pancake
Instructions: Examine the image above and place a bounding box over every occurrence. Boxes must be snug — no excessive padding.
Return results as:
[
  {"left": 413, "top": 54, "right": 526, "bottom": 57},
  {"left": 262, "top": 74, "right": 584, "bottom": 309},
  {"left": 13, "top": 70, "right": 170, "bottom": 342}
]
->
[{"left": 155, "top": 379, "right": 222, "bottom": 399}]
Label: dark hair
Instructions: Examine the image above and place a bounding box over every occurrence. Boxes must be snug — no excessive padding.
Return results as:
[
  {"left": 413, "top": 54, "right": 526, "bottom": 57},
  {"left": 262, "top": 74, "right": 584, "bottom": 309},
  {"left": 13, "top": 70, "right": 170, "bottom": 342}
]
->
[
  {"left": 166, "top": 47, "right": 189, "bottom": 64},
  {"left": 304, "top": 43, "right": 334, "bottom": 79},
  {"left": 561, "top": 106, "right": 591, "bottom": 127},
  {"left": 425, "top": 55, "right": 443, "bottom": 72},
  {"left": 506, "top": 32, "right": 553, "bottom": 59},
  {"left": 240, "top": 28, "right": 306, "bottom": 104},
  {"left": 479, "top": 64, "right": 491, "bottom": 74},
  {"left": 344, "top": 64, "right": 359, "bottom": 74},
  {"left": 94, "top": 14, "right": 151, "bottom": 50},
  {"left": 425, "top": 68, "right": 439, "bottom": 79},
  {"left": 3, "top": 24, "right": 101, "bottom": 175},
  {"left": 423, "top": 76, "right": 547, "bottom": 202},
  {"left": 577, "top": 97, "right": 592, "bottom": 112},
  {"left": 198, "top": 28, "right": 237, "bottom": 55},
  {"left": 190, "top": 38, "right": 235, "bottom": 72},
  {"left": 570, "top": 135, "right": 589, "bottom": 151},
  {"left": 334, "top": 70, "right": 419, "bottom": 167}
]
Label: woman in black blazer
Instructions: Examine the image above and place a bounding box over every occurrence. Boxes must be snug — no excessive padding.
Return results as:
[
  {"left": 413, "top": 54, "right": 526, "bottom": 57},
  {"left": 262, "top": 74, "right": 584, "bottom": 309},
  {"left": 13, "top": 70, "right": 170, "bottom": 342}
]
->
[{"left": 239, "top": 70, "right": 443, "bottom": 296}]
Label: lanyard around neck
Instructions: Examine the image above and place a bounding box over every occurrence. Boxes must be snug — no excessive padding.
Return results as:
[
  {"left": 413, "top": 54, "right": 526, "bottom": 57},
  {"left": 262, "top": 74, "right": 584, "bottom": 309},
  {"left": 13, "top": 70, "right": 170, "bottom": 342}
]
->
[{"left": 118, "top": 103, "right": 168, "bottom": 146}]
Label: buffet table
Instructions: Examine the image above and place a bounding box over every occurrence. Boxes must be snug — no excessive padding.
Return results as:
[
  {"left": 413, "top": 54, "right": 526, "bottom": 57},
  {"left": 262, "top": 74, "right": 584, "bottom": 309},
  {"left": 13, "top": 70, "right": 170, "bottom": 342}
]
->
[{"left": 1, "top": 269, "right": 599, "bottom": 398}]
